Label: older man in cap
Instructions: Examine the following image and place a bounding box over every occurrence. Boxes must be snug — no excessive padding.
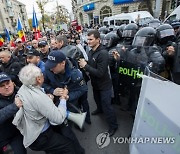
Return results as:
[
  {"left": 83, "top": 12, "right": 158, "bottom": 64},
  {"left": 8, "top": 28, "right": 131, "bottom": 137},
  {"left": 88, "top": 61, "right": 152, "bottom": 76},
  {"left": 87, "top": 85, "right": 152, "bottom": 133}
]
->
[{"left": 0, "top": 72, "right": 26, "bottom": 154}]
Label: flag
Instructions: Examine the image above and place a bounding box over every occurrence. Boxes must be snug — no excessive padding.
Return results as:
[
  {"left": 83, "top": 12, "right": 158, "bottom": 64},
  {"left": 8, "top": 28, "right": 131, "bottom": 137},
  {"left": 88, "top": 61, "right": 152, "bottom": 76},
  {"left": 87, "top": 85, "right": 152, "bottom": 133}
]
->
[
  {"left": 0, "top": 35, "right": 4, "bottom": 47},
  {"left": 17, "top": 17, "right": 26, "bottom": 42},
  {"left": 5, "top": 28, "right": 15, "bottom": 47},
  {"left": 5, "top": 28, "right": 10, "bottom": 42},
  {"left": 32, "top": 7, "right": 41, "bottom": 40}
]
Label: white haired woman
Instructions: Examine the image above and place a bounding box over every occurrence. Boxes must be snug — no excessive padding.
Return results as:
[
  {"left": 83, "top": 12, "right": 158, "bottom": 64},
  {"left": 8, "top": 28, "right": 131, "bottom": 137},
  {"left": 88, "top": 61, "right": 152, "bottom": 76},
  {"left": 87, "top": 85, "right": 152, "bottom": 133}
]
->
[{"left": 12, "top": 64, "right": 78, "bottom": 154}]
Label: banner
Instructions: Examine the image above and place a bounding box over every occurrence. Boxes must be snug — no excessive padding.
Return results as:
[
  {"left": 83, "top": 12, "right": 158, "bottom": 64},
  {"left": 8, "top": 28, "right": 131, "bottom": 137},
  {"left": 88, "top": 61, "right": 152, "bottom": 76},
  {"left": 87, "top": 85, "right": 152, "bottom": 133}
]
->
[
  {"left": 113, "top": 0, "right": 142, "bottom": 5},
  {"left": 130, "top": 75, "right": 180, "bottom": 154},
  {"left": 83, "top": 3, "right": 95, "bottom": 12}
]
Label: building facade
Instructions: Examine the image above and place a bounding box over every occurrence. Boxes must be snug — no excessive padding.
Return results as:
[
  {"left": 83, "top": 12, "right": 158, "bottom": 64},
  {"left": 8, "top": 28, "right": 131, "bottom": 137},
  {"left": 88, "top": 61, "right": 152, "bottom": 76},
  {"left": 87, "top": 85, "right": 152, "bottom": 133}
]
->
[
  {"left": 72, "top": 0, "right": 173, "bottom": 26},
  {"left": 0, "top": 0, "right": 29, "bottom": 35}
]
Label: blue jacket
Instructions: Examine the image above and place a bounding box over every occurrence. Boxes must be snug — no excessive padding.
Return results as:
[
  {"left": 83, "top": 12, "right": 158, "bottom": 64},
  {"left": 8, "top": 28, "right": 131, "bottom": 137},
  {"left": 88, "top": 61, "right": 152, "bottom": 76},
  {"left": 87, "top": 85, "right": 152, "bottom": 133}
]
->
[
  {"left": 43, "top": 59, "right": 87, "bottom": 103},
  {"left": 37, "top": 60, "right": 45, "bottom": 73}
]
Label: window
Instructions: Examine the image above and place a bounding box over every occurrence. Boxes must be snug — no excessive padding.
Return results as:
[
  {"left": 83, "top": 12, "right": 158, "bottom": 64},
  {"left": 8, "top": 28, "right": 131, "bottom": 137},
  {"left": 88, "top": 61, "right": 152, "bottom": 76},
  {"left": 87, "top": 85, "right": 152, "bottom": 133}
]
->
[
  {"left": 100, "top": 6, "right": 112, "bottom": 25},
  {"left": 6, "top": 18, "right": 9, "bottom": 23},
  {"left": 121, "top": 6, "right": 129, "bottom": 13}
]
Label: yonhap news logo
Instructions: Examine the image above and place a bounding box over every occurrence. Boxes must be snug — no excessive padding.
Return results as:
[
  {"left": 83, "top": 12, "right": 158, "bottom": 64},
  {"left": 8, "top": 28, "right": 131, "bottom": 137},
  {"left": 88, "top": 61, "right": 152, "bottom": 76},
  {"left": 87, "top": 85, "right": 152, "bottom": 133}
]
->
[
  {"left": 96, "top": 132, "right": 175, "bottom": 149},
  {"left": 96, "top": 132, "right": 110, "bottom": 148}
]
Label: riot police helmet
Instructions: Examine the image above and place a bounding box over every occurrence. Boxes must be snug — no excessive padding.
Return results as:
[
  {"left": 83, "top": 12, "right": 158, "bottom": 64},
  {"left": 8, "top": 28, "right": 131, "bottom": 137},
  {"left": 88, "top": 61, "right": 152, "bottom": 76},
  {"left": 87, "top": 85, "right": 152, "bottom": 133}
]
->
[
  {"left": 103, "top": 32, "right": 119, "bottom": 48},
  {"left": 148, "top": 19, "right": 161, "bottom": 29},
  {"left": 156, "top": 24, "right": 175, "bottom": 44},
  {"left": 132, "top": 27, "right": 156, "bottom": 46},
  {"left": 100, "top": 33, "right": 106, "bottom": 45},
  {"left": 171, "top": 20, "right": 180, "bottom": 29},
  {"left": 116, "top": 24, "right": 126, "bottom": 38},
  {"left": 122, "top": 23, "right": 138, "bottom": 38},
  {"left": 98, "top": 27, "right": 109, "bottom": 34}
]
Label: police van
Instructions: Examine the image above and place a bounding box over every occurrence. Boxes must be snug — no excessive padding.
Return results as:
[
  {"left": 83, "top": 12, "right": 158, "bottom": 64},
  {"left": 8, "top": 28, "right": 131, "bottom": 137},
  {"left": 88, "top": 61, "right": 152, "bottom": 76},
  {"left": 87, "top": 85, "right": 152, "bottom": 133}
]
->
[
  {"left": 103, "top": 11, "right": 153, "bottom": 26},
  {"left": 164, "top": 5, "right": 180, "bottom": 23}
]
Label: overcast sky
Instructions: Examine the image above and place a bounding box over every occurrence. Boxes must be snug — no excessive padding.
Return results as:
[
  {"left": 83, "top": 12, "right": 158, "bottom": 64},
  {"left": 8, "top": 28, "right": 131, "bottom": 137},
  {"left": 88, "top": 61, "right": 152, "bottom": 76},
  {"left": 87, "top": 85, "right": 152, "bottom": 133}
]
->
[{"left": 18, "top": 0, "right": 72, "bottom": 19}]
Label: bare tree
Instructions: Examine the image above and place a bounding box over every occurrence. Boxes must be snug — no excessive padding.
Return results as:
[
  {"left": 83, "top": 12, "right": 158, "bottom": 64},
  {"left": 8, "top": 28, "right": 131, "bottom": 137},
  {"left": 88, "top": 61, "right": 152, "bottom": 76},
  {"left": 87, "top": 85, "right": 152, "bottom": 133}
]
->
[
  {"left": 36, "top": 0, "right": 51, "bottom": 32},
  {"left": 160, "top": 0, "right": 167, "bottom": 20},
  {"left": 143, "top": 0, "right": 154, "bottom": 15},
  {"left": 55, "top": 2, "right": 69, "bottom": 24}
]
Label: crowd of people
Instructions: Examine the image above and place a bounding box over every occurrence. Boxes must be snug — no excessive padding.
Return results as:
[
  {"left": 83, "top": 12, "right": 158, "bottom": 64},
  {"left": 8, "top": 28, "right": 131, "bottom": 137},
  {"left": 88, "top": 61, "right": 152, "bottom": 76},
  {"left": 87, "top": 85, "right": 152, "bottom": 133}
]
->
[{"left": 0, "top": 19, "right": 180, "bottom": 154}]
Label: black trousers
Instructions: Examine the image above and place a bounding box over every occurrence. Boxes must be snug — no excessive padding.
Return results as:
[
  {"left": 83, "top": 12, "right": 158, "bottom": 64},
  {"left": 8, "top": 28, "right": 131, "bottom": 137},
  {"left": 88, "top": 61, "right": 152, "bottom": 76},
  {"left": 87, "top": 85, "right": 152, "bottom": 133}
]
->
[
  {"left": 52, "top": 124, "right": 85, "bottom": 154},
  {"left": 29, "top": 126, "right": 76, "bottom": 154},
  {"left": 78, "top": 91, "right": 91, "bottom": 122},
  {"left": 93, "top": 88, "right": 118, "bottom": 130}
]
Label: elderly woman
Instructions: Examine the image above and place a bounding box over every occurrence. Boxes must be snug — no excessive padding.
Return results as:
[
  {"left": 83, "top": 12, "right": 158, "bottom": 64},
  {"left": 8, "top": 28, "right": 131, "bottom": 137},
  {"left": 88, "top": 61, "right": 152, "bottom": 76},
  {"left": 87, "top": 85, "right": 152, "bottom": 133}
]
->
[{"left": 12, "top": 64, "right": 80, "bottom": 154}]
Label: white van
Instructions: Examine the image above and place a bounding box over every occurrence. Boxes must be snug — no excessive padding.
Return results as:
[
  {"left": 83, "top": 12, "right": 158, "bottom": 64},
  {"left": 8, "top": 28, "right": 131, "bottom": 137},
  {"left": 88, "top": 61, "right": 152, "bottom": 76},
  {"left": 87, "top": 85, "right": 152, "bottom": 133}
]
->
[
  {"left": 103, "top": 11, "right": 154, "bottom": 26},
  {"left": 164, "top": 5, "right": 180, "bottom": 23},
  {"left": 103, "top": 16, "right": 115, "bottom": 26}
]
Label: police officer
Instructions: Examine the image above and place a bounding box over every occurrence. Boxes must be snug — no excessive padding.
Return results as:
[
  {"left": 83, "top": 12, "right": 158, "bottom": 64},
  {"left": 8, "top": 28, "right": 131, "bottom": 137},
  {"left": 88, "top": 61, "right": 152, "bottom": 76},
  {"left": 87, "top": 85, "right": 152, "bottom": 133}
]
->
[
  {"left": 171, "top": 20, "right": 180, "bottom": 43},
  {"left": 148, "top": 19, "right": 161, "bottom": 29},
  {"left": 103, "top": 32, "right": 120, "bottom": 104},
  {"left": 55, "top": 35, "right": 91, "bottom": 125},
  {"left": 122, "top": 23, "right": 139, "bottom": 45},
  {"left": 0, "top": 73, "right": 26, "bottom": 154},
  {"left": 156, "top": 24, "right": 176, "bottom": 81},
  {"left": 98, "top": 27, "right": 109, "bottom": 34}
]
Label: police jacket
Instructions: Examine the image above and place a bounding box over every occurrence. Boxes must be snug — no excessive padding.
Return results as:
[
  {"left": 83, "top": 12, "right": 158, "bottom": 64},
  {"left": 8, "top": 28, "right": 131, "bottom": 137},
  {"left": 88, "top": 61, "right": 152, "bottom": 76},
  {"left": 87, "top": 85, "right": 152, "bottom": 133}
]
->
[
  {"left": 43, "top": 59, "right": 87, "bottom": 102},
  {"left": 84, "top": 44, "right": 112, "bottom": 90},
  {"left": 0, "top": 56, "right": 22, "bottom": 87},
  {"left": 0, "top": 87, "right": 20, "bottom": 147}
]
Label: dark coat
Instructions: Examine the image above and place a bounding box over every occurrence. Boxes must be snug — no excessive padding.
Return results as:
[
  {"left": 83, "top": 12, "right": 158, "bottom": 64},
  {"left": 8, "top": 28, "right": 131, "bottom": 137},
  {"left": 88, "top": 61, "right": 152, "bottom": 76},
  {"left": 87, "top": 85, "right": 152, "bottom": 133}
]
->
[
  {"left": 0, "top": 56, "right": 22, "bottom": 86},
  {"left": 84, "top": 44, "right": 112, "bottom": 90},
  {"left": 0, "top": 88, "right": 20, "bottom": 147}
]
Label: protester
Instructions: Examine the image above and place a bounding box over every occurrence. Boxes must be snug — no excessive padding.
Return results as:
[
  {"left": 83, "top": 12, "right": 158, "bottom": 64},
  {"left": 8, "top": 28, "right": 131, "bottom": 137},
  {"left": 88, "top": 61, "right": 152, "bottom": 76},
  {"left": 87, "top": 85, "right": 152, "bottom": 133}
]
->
[
  {"left": 0, "top": 50, "right": 22, "bottom": 86},
  {"left": 13, "top": 64, "right": 84, "bottom": 154}
]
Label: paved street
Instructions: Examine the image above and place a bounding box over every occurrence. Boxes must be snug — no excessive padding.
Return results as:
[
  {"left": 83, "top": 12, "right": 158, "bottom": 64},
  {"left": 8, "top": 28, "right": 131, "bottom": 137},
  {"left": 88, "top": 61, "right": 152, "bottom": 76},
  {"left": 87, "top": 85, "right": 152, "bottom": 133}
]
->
[{"left": 27, "top": 82, "right": 133, "bottom": 154}]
